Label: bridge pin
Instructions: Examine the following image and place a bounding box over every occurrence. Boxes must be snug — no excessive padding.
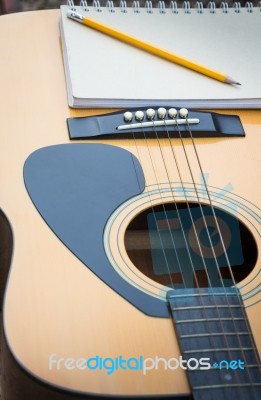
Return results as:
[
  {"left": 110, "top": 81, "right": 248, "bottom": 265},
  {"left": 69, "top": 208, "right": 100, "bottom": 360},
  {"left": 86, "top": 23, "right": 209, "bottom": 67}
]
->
[
  {"left": 179, "top": 108, "right": 189, "bottom": 118},
  {"left": 157, "top": 107, "right": 167, "bottom": 119},
  {"left": 146, "top": 108, "right": 156, "bottom": 120},
  {"left": 123, "top": 111, "right": 133, "bottom": 122},
  {"left": 135, "top": 110, "right": 144, "bottom": 121},
  {"left": 168, "top": 108, "right": 178, "bottom": 119}
]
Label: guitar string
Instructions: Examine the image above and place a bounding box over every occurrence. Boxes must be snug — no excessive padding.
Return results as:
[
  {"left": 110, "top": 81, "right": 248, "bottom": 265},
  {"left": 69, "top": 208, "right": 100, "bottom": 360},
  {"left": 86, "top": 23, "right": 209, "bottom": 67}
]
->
[
  {"left": 109, "top": 111, "right": 178, "bottom": 292},
  {"left": 156, "top": 112, "right": 225, "bottom": 291},
  {"left": 125, "top": 107, "right": 260, "bottom": 395},
  {"left": 114, "top": 126, "right": 171, "bottom": 292},
  {"left": 150, "top": 111, "right": 247, "bottom": 393},
  {"left": 160, "top": 111, "right": 217, "bottom": 287},
  {"left": 184, "top": 114, "right": 261, "bottom": 382},
  {"left": 144, "top": 109, "right": 203, "bottom": 290},
  {"left": 182, "top": 114, "right": 260, "bottom": 396},
  {"left": 139, "top": 108, "right": 219, "bottom": 293},
  {"left": 128, "top": 112, "right": 183, "bottom": 291},
  {"left": 148, "top": 110, "right": 224, "bottom": 291},
  {"left": 127, "top": 109, "right": 206, "bottom": 292},
  {"left": 137, "top": 108, "right": 235, "bottom": 390},
  {"left": 127, "top": 109, "right": 228, "bottom": 393},
  {"left": 184, "top": 113, "right": 261, "bottom": 379},
  {"left": 139, "top": 108, "right": 255, "bottom": 398},
  {"left": 166, "top": 111, "right": 259, "bottom": 397},
  {"left": 129, "top": 111, "right": 230, "bottom": 392},
  {"left": 123, "top": 116, "right": 204, "bottom": 299},
  {"left": 157, "top": 108, "right": 246, "bottom": 393},
  {"left": 107, "top": 113, "right": 178, "bottom": 293}
]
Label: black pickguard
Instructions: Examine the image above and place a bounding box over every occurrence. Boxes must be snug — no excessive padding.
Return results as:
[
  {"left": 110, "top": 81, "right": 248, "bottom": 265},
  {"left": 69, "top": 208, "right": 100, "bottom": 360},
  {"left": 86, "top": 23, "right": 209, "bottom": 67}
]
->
[{"left": 23, "top": 143, "right": 169, "bottom": 317}]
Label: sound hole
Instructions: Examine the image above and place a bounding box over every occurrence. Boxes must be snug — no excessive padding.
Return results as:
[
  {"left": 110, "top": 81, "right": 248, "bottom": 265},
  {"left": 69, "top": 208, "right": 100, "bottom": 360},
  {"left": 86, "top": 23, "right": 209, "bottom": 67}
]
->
[{"left": 124, "top": 202, "right": 257, "bottom": 289}]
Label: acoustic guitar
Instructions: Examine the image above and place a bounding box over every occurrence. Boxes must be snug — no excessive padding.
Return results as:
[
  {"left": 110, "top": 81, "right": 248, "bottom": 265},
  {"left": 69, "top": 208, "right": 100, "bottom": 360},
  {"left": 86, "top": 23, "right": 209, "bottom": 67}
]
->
[{"left": 0, "top": 9, "right": 260, "bottom": 400}]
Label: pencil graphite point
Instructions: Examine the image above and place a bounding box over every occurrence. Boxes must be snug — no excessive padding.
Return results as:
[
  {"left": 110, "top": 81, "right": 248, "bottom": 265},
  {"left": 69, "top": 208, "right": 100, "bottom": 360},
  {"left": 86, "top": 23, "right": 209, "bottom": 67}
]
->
[{"left": 225, "top": 76, "right": 241, "bottom": 85}]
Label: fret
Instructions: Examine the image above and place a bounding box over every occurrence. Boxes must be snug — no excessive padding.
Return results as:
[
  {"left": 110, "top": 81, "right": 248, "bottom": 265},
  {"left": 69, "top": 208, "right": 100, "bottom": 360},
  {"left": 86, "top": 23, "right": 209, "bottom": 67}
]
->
[
  {"left": 187, "top": 364, "right": 260, "bottom": 386},
  {"left": 167, "top": 287, "right": 241, "bottom": 295},
  {"left": 175, "top": 321, "right": 250, "bottom": 337},
  {"left": 171, "top": 305, "right": 242, "bottom": 311},
  {"left": 180, "top": 332, "right": 250, "bottom": 339},
  {"left": 179, "top": 330, "right": 255, "bottom": 352},
  {"left": 194, "top": 383, "right": 261, "bottom": 390},
  {"left": 188, "top": 363, "right": 260, "bottom": 371},
  {"left": 192, "top": 386, "right": 261, "bottom": 400},
  {"left": 183, "top": 347, "right": 255, "bottom": 354},
  {"left": 168, "top": 292, "right": 240, "bottom": 299},
  {"left": 175, "top": 317, "right": 245, "bottom": 323}
]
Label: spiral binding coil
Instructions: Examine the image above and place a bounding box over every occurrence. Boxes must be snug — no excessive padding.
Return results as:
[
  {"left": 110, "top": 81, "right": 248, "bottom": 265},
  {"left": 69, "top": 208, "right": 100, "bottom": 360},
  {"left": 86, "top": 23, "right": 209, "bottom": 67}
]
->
[
  {"left": 169, "top": 1, "right": 178, "bottom": 13},
  {"left": 68, "top": 0, "right": 76, "bottom": 10},
  {"left": 196, "top": 1, "right": 204, "bottom": 13},
  {"left": 106, "top": 0, "right": 115, "bottom": 12},
  {"left": 132, "top": 0, "right": 141, "bottom": 12},
  {"left": 119, "top": 0, "right": 128, "bottom": 11},
  {"left": 67, "top": 1, "right": 259, "bottom": 14},
  {"left": 158, "top": 0, "right": 166, "bottom": 13},
  {"left": 220, "top": 1, "right": 229, "bottom": 12},
  {"left": 145, "top": 0, "right": 153, "bottom": 12},
  {"left": 80, "top": 0, "right": 89, "bottom": 10}
]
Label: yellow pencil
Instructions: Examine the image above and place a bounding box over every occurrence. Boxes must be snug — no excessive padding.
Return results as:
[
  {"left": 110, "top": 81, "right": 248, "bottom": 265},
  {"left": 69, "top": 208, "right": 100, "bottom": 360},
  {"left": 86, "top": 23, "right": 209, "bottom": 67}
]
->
[{"left": 67, "top": 11, "right": 240, "bottom": 85}]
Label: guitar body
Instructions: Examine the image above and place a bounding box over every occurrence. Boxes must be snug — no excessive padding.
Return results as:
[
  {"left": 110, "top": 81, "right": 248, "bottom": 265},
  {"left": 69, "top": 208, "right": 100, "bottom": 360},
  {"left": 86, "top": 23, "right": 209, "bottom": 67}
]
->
[{"left": 0, "top": 10, "right": 260, "bottom": 400}]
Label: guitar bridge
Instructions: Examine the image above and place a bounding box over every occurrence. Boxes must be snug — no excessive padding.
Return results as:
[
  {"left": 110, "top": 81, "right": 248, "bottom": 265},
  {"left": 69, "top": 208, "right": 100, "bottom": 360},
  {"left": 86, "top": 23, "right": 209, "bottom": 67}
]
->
[{"left": 67, "top": 107, "right": 245, "bottom": 140}]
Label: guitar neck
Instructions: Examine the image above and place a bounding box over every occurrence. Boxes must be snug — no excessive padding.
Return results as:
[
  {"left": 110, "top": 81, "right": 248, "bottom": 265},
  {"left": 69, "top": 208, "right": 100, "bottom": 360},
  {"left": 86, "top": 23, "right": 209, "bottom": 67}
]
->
[{"left": 168, "top": 288, "right": 261, "bottom": 399}]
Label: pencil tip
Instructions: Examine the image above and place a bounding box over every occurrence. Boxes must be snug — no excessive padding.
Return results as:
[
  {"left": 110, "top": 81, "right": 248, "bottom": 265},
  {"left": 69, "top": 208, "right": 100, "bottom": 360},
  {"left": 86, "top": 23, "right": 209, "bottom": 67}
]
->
[{"left": 225, "top": 76, "right": 241, "bottom": 85}]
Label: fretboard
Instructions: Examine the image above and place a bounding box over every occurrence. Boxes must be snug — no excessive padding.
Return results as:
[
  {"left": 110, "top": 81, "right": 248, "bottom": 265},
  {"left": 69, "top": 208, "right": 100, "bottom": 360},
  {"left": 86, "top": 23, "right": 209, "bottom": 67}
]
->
[{"left": 167, "top": 287, "right": 261, "bottom": 400}]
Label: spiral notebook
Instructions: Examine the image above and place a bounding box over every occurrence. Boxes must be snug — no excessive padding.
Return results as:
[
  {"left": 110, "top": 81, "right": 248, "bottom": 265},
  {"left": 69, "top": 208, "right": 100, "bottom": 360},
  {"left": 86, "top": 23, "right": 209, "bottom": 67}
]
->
[{"left": 60, "top": 1, "right": 261, "bottom": 108}]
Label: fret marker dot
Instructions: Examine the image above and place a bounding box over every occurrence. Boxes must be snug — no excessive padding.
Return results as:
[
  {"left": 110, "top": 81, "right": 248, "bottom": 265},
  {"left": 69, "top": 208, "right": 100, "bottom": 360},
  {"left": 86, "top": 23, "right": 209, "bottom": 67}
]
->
[{"left": 224, "top": 374, "right": 232, "bottom": 381}]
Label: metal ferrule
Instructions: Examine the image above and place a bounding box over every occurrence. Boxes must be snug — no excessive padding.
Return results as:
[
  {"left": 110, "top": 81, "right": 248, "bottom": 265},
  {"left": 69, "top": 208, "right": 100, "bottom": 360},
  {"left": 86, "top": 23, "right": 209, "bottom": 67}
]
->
[{"left": 66, "top": 11, "right": 84, "bottom": 23}]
